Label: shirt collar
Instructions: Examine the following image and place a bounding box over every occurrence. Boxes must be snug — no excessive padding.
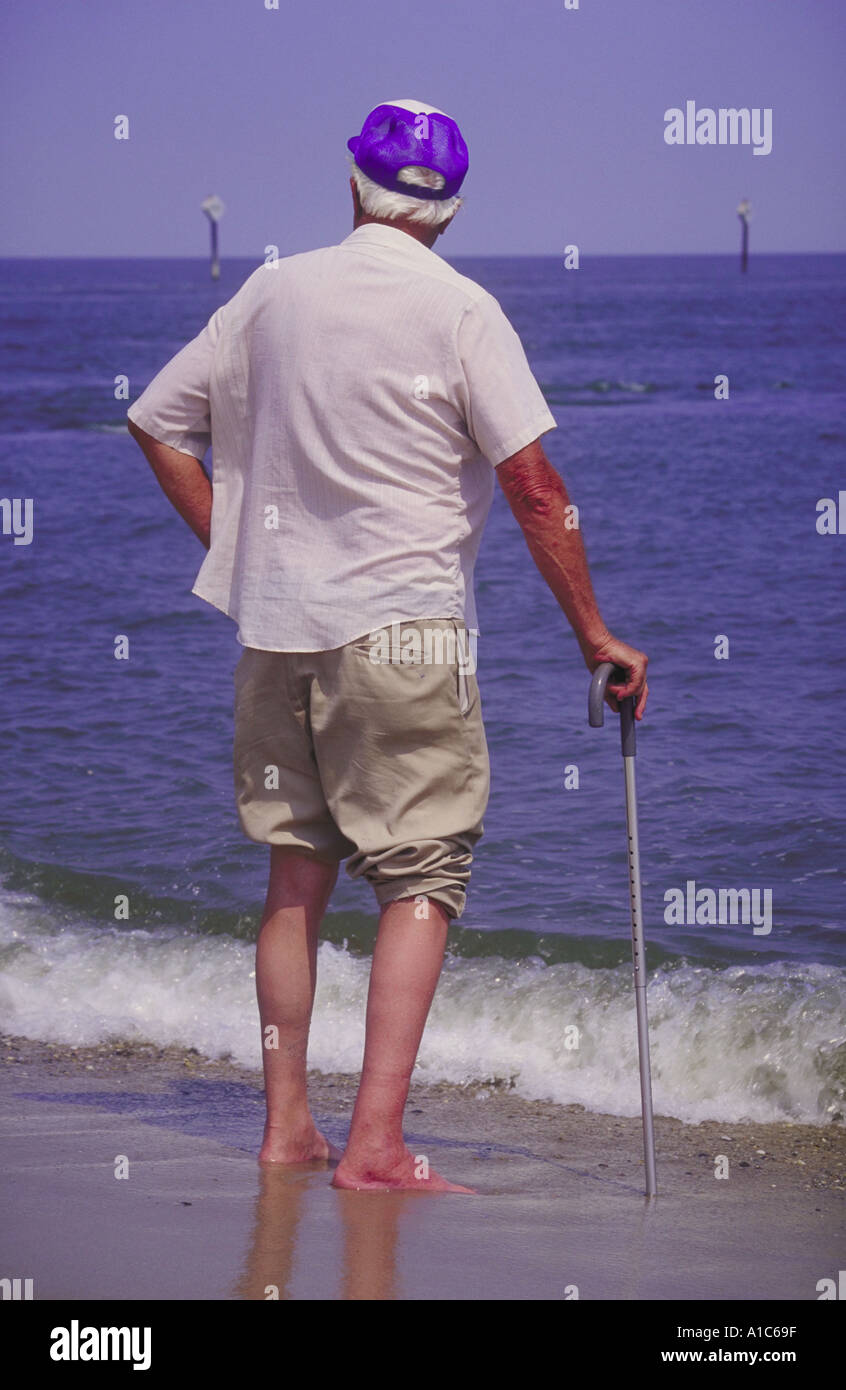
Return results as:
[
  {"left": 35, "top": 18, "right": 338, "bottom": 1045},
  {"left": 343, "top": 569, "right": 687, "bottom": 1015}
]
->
[{"left": 339, "top": 222, "right": 441, "bottom": 262}]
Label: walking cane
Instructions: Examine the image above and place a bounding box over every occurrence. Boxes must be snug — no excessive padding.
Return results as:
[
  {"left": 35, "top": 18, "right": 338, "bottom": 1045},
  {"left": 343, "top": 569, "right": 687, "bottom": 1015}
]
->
[{"left": 589, "top": 662, "right": 658, "bottom": 1197}]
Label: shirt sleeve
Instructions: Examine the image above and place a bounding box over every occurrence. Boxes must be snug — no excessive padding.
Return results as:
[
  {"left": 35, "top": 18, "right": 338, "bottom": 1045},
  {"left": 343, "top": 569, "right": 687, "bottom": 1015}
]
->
[
  {"left": 454, "top": 291, "right": 557, "bottom": 466},
  {"left": 127, "top": 304, "right": 226, "bottom": 459}
]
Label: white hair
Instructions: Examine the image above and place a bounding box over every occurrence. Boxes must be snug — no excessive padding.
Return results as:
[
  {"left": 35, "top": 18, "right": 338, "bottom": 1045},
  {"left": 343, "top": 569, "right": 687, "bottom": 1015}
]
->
[{"left": 347, "top": 154, "right": 463, "bottom": 228}]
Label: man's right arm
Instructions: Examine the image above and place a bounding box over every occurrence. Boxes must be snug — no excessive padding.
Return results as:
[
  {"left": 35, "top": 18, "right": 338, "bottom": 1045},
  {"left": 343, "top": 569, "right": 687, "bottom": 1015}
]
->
[{"left": 496, "top": 439, "right": 649, "bottom": 719}]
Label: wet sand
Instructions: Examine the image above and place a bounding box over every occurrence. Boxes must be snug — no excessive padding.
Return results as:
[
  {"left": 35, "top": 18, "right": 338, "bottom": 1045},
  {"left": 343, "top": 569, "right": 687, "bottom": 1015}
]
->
[{"left": 1, "top": 1033, "right": 843, "bottom": 1301}]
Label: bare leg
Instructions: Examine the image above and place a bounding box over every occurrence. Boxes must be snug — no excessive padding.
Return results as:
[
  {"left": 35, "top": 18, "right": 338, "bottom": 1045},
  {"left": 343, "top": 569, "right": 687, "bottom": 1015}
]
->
[
  {"left": 332, "top": 897, "right": 475, "bottom": 1193},
  {"left": 256, "top": 846, "right": 342, "bottom": 1164}
]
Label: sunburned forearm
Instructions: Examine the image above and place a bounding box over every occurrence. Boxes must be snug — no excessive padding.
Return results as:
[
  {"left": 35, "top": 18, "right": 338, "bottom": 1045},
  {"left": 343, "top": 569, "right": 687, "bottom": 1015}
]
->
[
  {"left": 128, "top": 421, "right": 212, "bottom": 549},
  {"left": 516, "top": 502, "right": 609, "bottom": 657},
  {"left": 498, "top": 455, "right": 608, "bottom": 655},
  {"left": 497, "top": 443, "right": 649, "bottom": 717}
]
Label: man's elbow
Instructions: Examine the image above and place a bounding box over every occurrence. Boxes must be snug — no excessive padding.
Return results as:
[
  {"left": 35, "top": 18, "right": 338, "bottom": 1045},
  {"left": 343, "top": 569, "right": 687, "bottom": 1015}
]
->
[
  {"left": 497, "top": 450, "right": 568, "bottom": 519},
  {"left": 513, "top": 480, "right": 566, "bottom": 520}
]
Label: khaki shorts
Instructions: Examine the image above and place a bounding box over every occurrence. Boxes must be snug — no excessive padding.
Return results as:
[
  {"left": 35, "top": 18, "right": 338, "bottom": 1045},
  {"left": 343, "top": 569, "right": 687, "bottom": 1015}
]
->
[{"left": 232, "top": 618, "right": 489, "bottom": 920}]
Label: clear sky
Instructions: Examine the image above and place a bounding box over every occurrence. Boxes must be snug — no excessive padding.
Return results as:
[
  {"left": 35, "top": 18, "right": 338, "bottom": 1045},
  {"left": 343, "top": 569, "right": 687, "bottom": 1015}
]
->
[{"left": 1, "top": 0, "right": 844, "bottom": 257}]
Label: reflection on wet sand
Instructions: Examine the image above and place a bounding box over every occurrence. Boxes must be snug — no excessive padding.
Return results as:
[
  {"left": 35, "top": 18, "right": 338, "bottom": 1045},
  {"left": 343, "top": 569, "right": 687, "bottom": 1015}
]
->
[{"left": 234, "top": 1164, "right": 420, "bottom": 1301}]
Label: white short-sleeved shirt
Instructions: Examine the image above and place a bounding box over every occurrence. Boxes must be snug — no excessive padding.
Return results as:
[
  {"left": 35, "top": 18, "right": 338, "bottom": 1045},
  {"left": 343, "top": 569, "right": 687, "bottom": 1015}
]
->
[{"left": 127, "top": 222, "right": 556, "bottom": 651}]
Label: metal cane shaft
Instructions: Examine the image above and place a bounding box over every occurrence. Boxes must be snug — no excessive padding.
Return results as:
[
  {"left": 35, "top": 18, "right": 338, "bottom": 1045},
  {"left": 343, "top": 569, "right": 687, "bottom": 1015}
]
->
[
  {"left": 589, "top": 665, "right": 658, "bottom": 1198},
  {"left": 623, "top": 751, "right": 658, "bottom": 1197}
]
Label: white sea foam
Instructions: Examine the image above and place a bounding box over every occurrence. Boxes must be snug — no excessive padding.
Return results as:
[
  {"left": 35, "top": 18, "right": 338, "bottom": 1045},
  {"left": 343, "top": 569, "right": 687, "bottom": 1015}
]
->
[{"left": 0, "top": 888, "right": 843, "bottom": 1126}]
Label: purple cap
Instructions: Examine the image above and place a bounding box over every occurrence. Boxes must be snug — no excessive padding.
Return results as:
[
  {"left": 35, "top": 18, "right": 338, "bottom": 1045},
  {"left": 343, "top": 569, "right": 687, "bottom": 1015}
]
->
[{"left": 347, "top": 103, "right": 468, "bottom": 200}]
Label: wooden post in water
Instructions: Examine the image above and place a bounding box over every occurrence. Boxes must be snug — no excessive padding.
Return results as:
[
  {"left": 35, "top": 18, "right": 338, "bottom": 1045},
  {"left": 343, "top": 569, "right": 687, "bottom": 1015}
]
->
[
  {"left": 201, "top": 195, "right": 225, "bottom": 281},
  {"left": 737, "top": 199, "right": 751, "bottom": 273}
]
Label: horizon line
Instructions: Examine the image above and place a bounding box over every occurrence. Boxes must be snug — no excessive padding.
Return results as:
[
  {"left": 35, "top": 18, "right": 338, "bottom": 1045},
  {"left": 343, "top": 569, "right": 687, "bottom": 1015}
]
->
[{"left": 1, "top": 249, "right": 844, "bottom": 261}]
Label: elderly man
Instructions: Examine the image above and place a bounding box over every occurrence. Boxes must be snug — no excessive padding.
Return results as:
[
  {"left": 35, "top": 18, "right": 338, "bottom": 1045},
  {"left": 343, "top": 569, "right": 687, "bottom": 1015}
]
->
[{"left": 127, "top": 98, "right": 648, "bottom": 1193}]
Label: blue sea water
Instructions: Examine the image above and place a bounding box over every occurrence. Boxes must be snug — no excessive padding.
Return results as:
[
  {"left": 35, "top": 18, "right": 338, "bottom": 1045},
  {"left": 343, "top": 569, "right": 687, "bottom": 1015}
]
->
[{"left": 0, "top": 253, "right": 844, "bottom": 1125}]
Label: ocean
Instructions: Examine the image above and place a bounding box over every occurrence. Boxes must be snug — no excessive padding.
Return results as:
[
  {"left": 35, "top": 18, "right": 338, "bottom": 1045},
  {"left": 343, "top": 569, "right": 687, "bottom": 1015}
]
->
[{"left": 1, "top": 252, "right": 844, "bottom": 1128}]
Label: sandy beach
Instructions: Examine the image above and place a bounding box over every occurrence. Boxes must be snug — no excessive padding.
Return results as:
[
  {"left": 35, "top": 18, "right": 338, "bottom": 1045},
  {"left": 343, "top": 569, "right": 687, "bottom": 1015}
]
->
[{"left": 1, "top": 1031, "right": 842, "bottom": 1302}]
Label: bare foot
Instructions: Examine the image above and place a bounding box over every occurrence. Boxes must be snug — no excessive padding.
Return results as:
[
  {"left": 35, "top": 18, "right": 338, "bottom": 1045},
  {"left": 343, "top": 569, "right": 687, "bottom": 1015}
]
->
[
  {"left": 259, "top": 1121, "right": 343, "bottom": 1165},
  {"left": 331, "top": 1145, "right": 475, "bottom": 1193}
]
